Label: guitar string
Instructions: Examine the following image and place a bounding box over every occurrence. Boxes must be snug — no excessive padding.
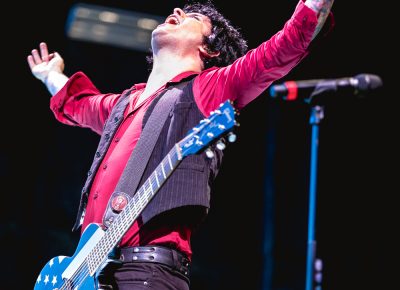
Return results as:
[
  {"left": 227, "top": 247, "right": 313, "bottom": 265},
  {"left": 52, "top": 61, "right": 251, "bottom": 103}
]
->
[
  {"left": 58, "top": 148, "right": 180, "bottom": 289},
  {"left": 57, "top": 182, "right": 150, "bottom": 288},
  {"left": 58, "top": 180, "right": 156, "bottom": 289}
]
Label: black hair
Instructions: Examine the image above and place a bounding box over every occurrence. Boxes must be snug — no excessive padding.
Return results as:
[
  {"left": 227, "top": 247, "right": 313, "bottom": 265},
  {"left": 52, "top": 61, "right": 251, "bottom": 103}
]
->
[
  {"left": 146, "top": 0, "right": 248, "bottom": 70},
  {"left": 183, "top": 0, "right": 248, "bottom": 68}
]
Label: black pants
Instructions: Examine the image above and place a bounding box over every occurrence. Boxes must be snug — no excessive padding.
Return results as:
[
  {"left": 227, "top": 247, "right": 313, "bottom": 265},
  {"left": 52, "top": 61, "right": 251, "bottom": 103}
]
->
[{"left": 98, "top": 261, "right": 190, "bottom": 290}]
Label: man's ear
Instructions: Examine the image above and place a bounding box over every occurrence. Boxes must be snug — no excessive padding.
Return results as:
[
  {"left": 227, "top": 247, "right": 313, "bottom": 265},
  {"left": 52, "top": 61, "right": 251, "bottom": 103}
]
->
[{"left": 199, "top": 45, "right": 220, "bottom": 59}]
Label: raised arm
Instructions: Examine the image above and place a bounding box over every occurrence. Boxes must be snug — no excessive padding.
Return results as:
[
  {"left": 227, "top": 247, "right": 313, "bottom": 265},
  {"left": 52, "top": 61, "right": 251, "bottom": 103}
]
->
[
  {"left": 27, "top": 42, "right": 69, "bottom": 96},
  {"left": 304, "top": 0, "right": 335, "bottom": 39}
]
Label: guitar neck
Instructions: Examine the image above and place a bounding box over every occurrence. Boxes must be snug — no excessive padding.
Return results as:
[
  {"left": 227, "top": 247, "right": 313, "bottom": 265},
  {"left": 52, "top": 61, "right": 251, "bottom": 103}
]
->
[{"left": 86, "top": 143, "right": 183, "bottom": 273}]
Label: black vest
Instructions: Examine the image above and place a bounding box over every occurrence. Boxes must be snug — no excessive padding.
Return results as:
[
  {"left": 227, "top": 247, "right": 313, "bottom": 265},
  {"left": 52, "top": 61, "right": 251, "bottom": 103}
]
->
[{"left": 72, "top": 78, "right": 223, "bottom": 231}]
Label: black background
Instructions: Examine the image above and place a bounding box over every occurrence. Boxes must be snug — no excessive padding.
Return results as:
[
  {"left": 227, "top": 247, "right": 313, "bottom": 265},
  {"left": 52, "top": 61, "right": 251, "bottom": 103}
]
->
[{"left": 1, "top": 1, "right": 397, "bottom": 289}]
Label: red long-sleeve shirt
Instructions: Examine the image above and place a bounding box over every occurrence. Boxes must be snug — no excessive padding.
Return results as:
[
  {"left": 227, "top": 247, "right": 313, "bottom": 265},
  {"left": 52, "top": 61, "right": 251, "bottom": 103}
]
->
[{"left": 50, "top": 0, "right": 317, "bottom": 260}]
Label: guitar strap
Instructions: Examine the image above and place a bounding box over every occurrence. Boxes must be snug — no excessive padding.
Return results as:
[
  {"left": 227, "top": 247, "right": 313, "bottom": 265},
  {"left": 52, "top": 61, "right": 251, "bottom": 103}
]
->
[{"left": 102, "top": 81, "right": 189, "bottom": 228}]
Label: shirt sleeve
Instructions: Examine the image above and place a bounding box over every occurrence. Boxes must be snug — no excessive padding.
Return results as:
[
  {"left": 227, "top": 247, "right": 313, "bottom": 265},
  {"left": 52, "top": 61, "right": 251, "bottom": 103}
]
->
[
  {"left": 193, "top": 0, "right": 319, "bottom": 116},
  {"left": 50, "top": 71, "right": 123, "bottom": 135}
]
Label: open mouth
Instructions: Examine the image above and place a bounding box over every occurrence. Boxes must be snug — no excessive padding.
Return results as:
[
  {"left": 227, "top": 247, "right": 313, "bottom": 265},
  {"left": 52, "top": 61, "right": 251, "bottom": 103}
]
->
[{"left": 165, "top": 15, "right": 180, "bottom": 25}]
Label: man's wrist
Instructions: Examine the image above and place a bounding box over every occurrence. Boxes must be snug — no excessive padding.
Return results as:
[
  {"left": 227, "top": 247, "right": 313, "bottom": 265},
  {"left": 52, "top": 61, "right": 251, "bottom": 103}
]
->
[
  {"left": 304, "top": 0, "right": 334, "bottom": 39},
  {"left": 45, "top": 71, "right": 69, "bottom": 96}
]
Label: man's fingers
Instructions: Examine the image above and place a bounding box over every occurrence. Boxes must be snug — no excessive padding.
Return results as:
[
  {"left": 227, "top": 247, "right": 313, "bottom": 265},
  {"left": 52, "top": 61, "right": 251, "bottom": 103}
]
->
[
  {"left": 48, "top": 52, "right": 57, "bottom": 61},
  {"left": 31, "top": 49, "right": 42, "bottom": 64},
  {"left": 27, "top": 43, "right": 56, "bottom": 72},
  {"left": 40, "top": 42, "right": 49, "bottom": 62},
  {"left": 27, "top": 55, "right": 36, "bottom": 70}
]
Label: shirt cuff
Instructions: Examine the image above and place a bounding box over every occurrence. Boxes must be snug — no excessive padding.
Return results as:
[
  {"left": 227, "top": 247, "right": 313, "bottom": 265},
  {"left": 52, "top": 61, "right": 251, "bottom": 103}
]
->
[{"left": 50, "top": 71, "right": 100, "bottom": 112}]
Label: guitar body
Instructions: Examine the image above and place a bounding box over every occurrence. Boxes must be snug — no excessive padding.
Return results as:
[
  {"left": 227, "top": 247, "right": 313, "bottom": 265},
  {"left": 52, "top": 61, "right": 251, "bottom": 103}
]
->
[{"left": 34, "top": 224, "right": 105, "bottom": 290}]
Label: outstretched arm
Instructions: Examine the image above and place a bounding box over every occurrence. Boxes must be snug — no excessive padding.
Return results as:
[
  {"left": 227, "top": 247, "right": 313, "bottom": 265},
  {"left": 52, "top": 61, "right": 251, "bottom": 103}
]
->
[
  {"left": 304, "top": 0, "right": 335, "bottom": 39},
  {"left": 27, "top": 42, "right": 69, "bottom": 96}
]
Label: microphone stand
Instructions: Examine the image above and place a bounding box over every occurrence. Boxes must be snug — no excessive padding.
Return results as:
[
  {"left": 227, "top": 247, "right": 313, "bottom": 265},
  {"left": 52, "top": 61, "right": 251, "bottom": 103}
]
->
[
  {"left": 304, "top": 85, "right": 336, "bottom": 290},
  {"left": 305, "top": 104, "right": 324, "bottom": 290}
]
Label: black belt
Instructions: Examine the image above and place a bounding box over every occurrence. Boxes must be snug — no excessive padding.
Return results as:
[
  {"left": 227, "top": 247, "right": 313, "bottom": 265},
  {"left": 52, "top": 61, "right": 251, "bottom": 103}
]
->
[{"left": 118, "top": 246, "right": 191, "bottom": 278}]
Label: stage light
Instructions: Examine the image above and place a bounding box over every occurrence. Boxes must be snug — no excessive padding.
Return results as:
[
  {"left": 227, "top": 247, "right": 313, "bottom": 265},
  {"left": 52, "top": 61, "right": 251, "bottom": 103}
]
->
[{"left": 65, "top": 3, "right": 164, "bottom": 52}]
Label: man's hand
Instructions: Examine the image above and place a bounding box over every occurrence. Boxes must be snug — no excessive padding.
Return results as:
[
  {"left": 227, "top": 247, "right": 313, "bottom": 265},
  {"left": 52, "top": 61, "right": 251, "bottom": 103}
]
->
[
  {"left": 27, "top": 42, "right": 64, "bottom": 83},
  {"left": 27, "top": 42, "right": 69, "bottom": 96}
]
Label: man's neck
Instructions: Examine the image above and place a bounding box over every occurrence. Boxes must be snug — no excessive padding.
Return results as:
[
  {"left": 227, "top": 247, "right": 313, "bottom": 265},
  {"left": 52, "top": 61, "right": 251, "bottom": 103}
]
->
[{"left": 140, "top": 53, "right": 202, "bottom": 102}]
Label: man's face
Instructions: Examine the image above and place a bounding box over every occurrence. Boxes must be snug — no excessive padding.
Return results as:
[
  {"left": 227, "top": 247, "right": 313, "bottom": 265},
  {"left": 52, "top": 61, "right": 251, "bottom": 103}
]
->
[{"left": 152, "top": 8, "right": 212, "bottom": 54}]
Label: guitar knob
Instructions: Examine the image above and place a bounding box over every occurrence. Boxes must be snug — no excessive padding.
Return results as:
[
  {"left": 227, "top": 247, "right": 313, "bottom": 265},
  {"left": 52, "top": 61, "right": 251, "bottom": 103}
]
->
[
  {"left": 227, "top": 132, "right": 237, "bottom": 143},
  {"left": 216, "top": 140, "right": 226, "bottom": 150},
  {"left": 205, "top": 148, "right": 214, "bottom": 158}
]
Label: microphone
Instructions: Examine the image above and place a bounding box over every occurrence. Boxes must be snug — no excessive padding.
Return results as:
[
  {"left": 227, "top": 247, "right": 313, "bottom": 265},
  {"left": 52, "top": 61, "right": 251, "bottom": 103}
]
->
[{"left": 269, "top": 74, "right": 383, "bottom": 103}]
